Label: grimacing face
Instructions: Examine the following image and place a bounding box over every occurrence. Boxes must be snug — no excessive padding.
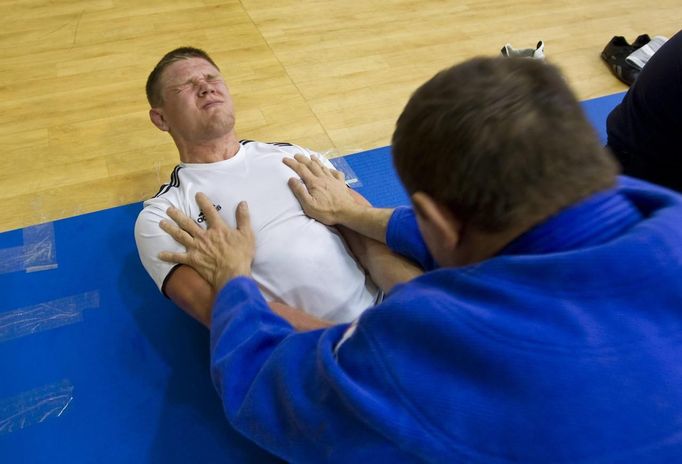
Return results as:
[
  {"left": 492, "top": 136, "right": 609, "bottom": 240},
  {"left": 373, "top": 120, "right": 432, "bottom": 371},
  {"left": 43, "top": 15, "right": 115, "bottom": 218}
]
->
[{"left": 154, "top": 57, "right": 236, "bottom": 143}]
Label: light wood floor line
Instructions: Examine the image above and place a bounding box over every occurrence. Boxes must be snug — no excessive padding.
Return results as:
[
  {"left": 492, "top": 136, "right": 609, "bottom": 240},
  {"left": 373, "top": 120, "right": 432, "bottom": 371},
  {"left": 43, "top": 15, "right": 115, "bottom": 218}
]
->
[{"left": 1, "top": 0, "right": 679, "bottom": 232}]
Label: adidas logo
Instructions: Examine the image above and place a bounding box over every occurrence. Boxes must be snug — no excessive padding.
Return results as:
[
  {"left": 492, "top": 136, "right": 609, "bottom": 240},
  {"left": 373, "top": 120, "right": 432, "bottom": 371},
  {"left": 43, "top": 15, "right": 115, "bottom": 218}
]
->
[{"left": 197, "top": 204, "right": 222, "bottom": 223}]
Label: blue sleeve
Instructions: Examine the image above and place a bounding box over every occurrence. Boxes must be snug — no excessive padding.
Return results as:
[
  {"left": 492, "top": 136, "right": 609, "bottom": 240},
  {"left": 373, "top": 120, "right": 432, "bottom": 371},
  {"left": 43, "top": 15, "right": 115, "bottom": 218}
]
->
[
  {"left": 209, "top": 277, "right": 415, "bottom": 462},
  {"left": 385, "top": 206, "right": 437, "bottom": 271}
]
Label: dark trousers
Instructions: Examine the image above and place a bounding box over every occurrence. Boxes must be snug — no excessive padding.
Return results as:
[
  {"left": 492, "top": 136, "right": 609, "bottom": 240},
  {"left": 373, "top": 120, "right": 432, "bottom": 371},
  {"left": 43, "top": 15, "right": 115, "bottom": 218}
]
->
[{"left": 606, "top": 30, "right": 682, "bottom": 192}]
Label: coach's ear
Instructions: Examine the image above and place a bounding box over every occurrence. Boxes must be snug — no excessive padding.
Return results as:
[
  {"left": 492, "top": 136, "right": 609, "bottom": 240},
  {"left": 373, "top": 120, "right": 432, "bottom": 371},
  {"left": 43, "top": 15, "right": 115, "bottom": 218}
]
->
[
  {"left": 411, "top": 192, "right": 462, "bottom": 267},
  {"left": 149, "top": 108, "right": 169, "bottom": 132}
]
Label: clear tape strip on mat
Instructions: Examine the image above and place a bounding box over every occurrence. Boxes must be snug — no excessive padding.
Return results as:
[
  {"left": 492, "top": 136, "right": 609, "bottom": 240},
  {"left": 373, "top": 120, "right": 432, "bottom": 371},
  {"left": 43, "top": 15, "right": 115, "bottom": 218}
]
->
[
  {"left": 0, "top": 291, "right": 100, "bottom": 343},
  {"left": 0, "top": 245, "right": 25, "bottom": 274},
  {"left": 323, "top": 151, "right": 363, "bottom": 188},
  {"left": 0, "top": 223, "right": 58, "bottom": 275},
  {"left": 0, "top": 380, "right": 74, "bottom": 435}
]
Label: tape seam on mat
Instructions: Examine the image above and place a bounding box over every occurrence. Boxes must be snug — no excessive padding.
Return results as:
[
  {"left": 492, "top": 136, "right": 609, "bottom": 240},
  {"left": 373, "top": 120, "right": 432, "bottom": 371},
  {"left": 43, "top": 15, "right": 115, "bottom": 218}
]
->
[
  {"left": 0, "top": 223, "right": 58, "bottom": 275},
  {"left": 328, "top": 154, "right": 363, "bottom": 188},
  {"left": 0, "top": 379, "right": 75, "bottom": 435},
  {"left": 0, "top": 291, "right": 100, "bottom": 343}
]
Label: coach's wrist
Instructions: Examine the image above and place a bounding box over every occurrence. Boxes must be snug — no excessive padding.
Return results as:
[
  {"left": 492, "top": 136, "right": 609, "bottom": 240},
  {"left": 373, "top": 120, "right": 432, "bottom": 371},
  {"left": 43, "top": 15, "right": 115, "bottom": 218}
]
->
[
  {"left": 336, "top": 201, "right": 368, "bottom": 228},
  {"left": 214, "top": 266, "right": 252, "bottom": 292}
]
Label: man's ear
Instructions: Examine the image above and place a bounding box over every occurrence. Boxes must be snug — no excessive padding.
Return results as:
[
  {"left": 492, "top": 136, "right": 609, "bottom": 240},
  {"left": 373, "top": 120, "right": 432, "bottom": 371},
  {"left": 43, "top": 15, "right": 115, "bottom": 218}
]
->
[
  {"left": 412, "top": 192, "right": 461, "bottom": 253},
  {"left": 149, "top": 108, "right": 169, "bottom": 132}
]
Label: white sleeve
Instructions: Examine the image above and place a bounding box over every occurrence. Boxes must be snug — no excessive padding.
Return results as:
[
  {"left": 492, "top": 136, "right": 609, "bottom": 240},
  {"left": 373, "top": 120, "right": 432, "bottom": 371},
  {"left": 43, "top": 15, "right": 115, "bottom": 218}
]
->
[{"left": 134, "top": 203, "right": 185, "bottom": 295}]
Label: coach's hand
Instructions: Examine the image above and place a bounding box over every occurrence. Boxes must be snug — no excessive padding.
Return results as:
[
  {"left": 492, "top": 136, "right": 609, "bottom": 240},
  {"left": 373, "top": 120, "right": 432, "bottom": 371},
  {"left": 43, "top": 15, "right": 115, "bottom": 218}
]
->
[
  {"left": 283, "top": 154, "right": 360, "bottom": 225},
  {"left": 158, "top": 192, "right": 255, "bottom": 291}
]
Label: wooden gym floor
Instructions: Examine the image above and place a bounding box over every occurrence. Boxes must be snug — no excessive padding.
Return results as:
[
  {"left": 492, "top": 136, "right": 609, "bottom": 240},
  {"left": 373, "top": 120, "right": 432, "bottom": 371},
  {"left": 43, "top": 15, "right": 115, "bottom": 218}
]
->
[{"left": 1, "top": 0, "right": 680, "bottom": 233}]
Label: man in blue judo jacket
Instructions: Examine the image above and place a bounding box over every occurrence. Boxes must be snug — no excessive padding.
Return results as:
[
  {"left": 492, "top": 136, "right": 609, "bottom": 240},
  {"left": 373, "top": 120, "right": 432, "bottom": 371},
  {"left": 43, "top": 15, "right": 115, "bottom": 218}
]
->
[{"left": 158, "top": 57, "right": 682, "bottom": 462}]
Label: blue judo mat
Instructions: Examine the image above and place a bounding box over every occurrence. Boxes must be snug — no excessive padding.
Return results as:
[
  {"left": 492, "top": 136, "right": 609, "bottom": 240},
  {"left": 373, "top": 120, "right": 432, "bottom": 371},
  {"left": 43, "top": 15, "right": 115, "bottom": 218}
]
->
[{"left": 0, "top": 92, "right": 625, "bottom": 463}]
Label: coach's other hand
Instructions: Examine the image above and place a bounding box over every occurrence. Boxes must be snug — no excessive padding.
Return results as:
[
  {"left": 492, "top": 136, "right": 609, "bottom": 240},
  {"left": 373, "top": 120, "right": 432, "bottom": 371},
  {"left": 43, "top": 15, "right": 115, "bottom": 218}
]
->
[
  {"left": 283, "top": 154, "right": 361, "bottom": 225},
  {"left": 159, "top": 192, "right": 255, "bottom": 291}
]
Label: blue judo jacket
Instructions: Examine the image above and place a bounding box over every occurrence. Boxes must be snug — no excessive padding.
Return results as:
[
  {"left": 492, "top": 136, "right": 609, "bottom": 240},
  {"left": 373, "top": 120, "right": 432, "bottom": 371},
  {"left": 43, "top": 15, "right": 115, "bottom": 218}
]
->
[{"left": 209, "top": 177, "right": 682, "bottom": 463}]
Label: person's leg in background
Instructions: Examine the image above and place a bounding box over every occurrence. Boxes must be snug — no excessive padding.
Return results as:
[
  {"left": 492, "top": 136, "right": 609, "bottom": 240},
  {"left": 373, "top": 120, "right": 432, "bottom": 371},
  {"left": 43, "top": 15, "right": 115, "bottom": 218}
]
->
[{"left": 606, "top": 30, "right": 682, "bottom": 192}]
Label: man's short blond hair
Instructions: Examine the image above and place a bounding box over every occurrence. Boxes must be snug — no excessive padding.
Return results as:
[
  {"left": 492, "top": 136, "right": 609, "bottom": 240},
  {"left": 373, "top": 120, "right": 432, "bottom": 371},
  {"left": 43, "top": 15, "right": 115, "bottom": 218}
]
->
[{"left": 146, "top": 47, "right": 220, "bottom": 107}]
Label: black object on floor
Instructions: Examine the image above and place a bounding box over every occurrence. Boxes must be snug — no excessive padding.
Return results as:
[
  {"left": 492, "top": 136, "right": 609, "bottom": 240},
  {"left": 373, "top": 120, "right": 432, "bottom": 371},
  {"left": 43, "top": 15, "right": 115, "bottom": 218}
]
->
[{"left": 601, "top": 35, "right": 650, "bottom": 86}]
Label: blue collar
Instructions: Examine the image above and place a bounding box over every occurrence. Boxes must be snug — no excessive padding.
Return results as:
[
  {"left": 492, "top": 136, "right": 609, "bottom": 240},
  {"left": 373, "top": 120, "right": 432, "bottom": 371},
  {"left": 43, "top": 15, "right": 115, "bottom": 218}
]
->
[{"left": 499, "top": 188, "right": 643, "bottom": 256}]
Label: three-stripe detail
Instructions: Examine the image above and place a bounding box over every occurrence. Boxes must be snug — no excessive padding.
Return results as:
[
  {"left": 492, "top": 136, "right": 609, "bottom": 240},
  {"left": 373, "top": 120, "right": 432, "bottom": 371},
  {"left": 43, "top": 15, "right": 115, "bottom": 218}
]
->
[{"left": 153, "top": 165, "right": 183, "bottom": 198}]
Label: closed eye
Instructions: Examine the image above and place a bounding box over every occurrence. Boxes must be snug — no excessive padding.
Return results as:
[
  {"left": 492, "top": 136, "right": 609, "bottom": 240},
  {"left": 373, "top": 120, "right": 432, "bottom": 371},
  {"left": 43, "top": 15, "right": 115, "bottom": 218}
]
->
[{"left": 174, "top": 85, "right": 189, "bottom": 93}]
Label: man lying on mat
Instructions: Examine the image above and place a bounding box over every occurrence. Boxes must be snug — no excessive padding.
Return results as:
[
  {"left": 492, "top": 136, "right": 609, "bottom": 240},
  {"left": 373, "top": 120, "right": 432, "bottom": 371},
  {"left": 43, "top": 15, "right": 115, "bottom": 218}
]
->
[
  {"left": 159, "top": 57, "right": 682, "bottom": 461},
  {"left": 135, "top": 47, "right": 411, "bottom": 329}
]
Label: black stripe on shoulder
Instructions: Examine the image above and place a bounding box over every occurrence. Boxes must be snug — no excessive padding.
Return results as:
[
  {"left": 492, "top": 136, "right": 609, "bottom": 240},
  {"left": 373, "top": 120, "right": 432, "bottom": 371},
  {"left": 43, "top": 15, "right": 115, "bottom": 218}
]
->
[
  {"left": 268, "top": 142, "right": 293, "bottom": 147},
  {"left": 153, "top": 165, "right": 182, "bottom": 198},
  {"left": 239, "top": 139, "right": 255, "bottom": 145},
  {"left": 153, "top": 184, "right": 172, "bottom": 199},
  {"left": 152, "top": 184, "right": 169, "bottom": 198},
  {"left": 171, "top": 165, "right": 183, "bottom": 187}
]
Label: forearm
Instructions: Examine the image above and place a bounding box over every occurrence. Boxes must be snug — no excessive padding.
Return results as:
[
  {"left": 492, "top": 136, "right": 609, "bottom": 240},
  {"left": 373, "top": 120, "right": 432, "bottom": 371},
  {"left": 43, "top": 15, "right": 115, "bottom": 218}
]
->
[
  {"left": 337, "top": 204, "right": 394, "bottom": 244},
  {"left": 339, "top": 226, "right": 423, "bottom": 293},
  {"left": 166, "top": 264, "right": 328, "bottom": 331},
  {"left": 269, "top": 302, "right": 334, "bottom": 331},
  {"left": 340, "top": 189, "right": 395, "bottom": 243},
  {"left": 165, "top": 265, "right": 215, "bottom": 327},
  {"left": 361, "top": 246, "right": 424, "bottom": 293}
]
